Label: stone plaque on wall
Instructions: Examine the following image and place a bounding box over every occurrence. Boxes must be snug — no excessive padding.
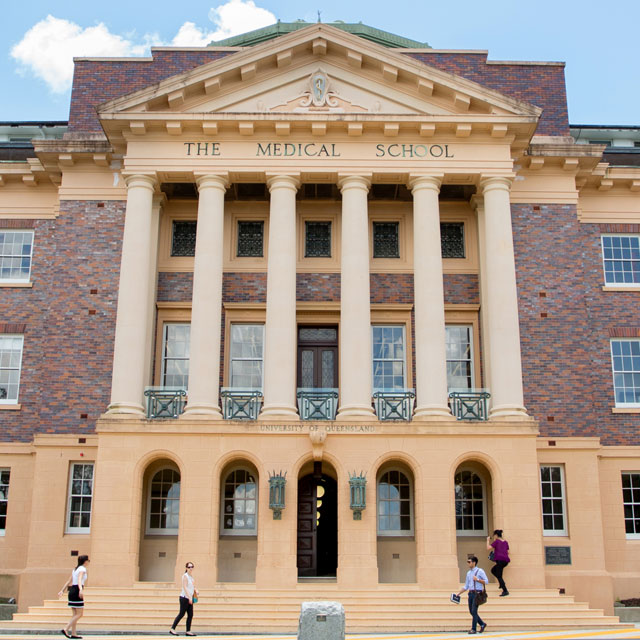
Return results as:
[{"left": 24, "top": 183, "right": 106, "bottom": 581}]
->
[{"left": 545, "top": 546, "right": 571, "bottom": 565}]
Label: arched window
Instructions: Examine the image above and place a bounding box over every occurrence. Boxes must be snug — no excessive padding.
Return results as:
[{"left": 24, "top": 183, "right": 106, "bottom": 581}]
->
[
  {"left": 455, "top": 469, "right": 486, "bottom": 535},
  {"left": 147, "top": 467, "right": 180, "bottom": 535},
  {"left": 221, "top": 468, "right": 257, "bottom": 535},
  {"left": 377, "top": 469, "right": 413, "bottom": 536}
]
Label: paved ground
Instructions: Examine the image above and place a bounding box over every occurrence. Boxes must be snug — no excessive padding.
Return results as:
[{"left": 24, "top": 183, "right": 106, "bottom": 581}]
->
[{"left": 1, "top": 630, "right": 640, "bottom": 640}]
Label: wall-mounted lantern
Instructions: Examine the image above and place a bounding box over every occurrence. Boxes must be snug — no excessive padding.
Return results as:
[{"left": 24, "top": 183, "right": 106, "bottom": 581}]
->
[
  {"left": 268, "top": 470, "right": 287, "bottom": 520},
  {"left": 349, "top": 472, "right": 367, "bottom": 520}
]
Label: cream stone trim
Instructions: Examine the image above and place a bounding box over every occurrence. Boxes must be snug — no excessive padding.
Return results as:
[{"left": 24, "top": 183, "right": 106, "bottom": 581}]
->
[
  {"left": 227, "top": 204, "right": 269, "bottom": 270},
  {"left": 369, "top": 203, "right": 411, "bottom": 272},
  {"left": 297, "top": 202, "right": 340, "bottom": 271},
  {"left": 0, "top": 405, "right": 21, "bottom": 411},
  {"left": 602, "top": 286, "right": 640, "bottom": 292},
  {"left": 440, "top": 203, "right": 479, "bottom": 274},
  {"left": 612, "top": 408, "right": 640, "bottom": 414},
  {"left": 0, "top": 283, "right": 33, "bottom": 288}
]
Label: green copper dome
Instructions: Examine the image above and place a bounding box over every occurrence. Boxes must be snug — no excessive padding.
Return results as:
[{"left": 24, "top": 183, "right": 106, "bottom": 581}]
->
[{"left": 210, "top": 20, "right": 430, "bottom": 49}]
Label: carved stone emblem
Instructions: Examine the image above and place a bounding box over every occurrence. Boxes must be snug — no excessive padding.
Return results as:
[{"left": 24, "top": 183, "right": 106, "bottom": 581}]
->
[{"left": 300, "top": 70, "right": 339, "bottom": 108}]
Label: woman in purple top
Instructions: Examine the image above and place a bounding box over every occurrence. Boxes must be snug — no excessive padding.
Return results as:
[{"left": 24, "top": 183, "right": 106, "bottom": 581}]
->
[{"left": 487, "top": 529, "right": 510, "bottom": 596}]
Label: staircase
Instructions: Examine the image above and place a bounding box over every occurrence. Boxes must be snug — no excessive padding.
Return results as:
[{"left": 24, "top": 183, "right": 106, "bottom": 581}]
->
[{"left": 2, "top": 582, "right": 628, "bottom": 634}]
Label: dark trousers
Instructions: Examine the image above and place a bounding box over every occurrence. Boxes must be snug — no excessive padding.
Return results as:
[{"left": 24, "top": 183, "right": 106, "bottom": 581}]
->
[
  {"left": 468, "top": 591, "right": 485, "bottom": 632},
  {"left": 172, "top": 596, "right": 193, "bottom": 632},
  {"left": 491, "top": 560, "right": 509, "bottom": 592}
]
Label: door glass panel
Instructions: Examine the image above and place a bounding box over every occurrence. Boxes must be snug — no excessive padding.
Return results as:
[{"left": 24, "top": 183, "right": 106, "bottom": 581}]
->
[
  {"left": 301, "top": 350, "right": 314, "bottom": 387},
  {"left": 299, "top": 328, "right": 337, "bottom": 342},
  {"left": 321, "top": 350, "right": 335, "bottom": 387}
]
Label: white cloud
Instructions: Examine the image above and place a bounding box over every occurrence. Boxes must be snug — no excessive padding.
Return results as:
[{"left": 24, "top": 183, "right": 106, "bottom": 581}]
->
[{"left": 11, "top": 1, "right": 276, "bottom": 94}]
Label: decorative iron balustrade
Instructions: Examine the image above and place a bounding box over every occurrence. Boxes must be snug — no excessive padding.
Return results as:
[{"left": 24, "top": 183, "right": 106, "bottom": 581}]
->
[
  {"left": 220, "top": 388, "right": 263, "bottom": 420},
  {"left": 373, "top": 389, "right": 415, "bottom": 421},
  {"left": 144, "top": 387, "right": 187, "bottom": 419},
  {"left": 297, "top": 388, "right": 339, "bottom": 420},
  {"left": 449, "top": 390, "right": 491, "bottom": 421}
]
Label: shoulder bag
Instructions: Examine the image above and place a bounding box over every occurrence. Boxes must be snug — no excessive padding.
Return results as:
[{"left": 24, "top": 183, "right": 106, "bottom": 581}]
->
[{"left": 474, "top": 570, "right": 488, "bottom": 606}]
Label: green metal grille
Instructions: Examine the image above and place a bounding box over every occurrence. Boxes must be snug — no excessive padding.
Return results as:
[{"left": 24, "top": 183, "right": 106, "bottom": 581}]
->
[
  {"left": 373, "top": 390, "right": 415, "bottom": 420},
  {"left": 449, "top": 391, "right": 490, "bottom": 420},
  {"left": 297, "top": 388, "right": 339, "bottom": 420},
  {"left": 221, "top": 388, "right": 263, "bottom": 419},
  {"left": 144, "top": 387, "right": 187, "bottom": 418}
]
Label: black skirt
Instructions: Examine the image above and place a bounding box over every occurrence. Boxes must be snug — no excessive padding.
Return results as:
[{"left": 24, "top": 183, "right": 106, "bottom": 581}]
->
[{"left": 67, "top": 585, "right": 84, "bottom": 608}]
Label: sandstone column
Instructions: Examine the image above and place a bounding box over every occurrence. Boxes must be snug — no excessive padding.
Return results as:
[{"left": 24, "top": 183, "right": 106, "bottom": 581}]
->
[
  {"left": 480, "top": 176, "right": 528, "bottom": 419},
  {"left": 260, "top": 174, "right": 300, "bottom": 419},
  {"left": 336, "top": 175, "right": 376, "bottom": 420},
  {"left": 182, "top": 174, "right": 228, "bottom": 418},
  {"left": 107, "top": 174, "right": 157, "bottom": 416},
  {"left": 410, "top": 175, "right": 453, "bottom": 420}
]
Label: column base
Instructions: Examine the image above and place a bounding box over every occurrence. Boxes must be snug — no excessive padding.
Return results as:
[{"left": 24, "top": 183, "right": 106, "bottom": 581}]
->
[
  {"left": 181, "top": 403, "right": 223, "bottom": 420},
  {"left": 336, "top": 404, "right": 376, "bottom": 421},
  {"left": 489, "top": 404, "right": 533, "bottom": 421},
  {"left": 259, "top": 403, "right": 299, "bottom": 420},
  {"left": 104, "top": 402, "right": 145, "bottom": 417},
  {"left": 413, "top": 405, "right": 456, "bottom": 421}
]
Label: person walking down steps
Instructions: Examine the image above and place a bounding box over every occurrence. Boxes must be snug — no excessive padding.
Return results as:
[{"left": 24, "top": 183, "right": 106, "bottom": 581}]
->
[
  {"left": 487, "top": 528, "right": 510, "bottom": 596},
  {"left": 170, "top": 561, "right": 199, "bottom": 636},
  {"left": 58, "top": 554, "right": 90, "bottom": 639}
]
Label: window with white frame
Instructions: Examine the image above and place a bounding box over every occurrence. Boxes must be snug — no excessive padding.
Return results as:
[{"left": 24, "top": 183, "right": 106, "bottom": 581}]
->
[
  {"left": 611, "top": 339, "right": 640, "bottom": 407},
  {"left": 372, "top": 325, "right": 406, "bottom": 390},
  {"left": 66, "top": 463, "right": 94, "bottom": 533},
  {"left": 377, "top": 469, "right": 413, "bottom": 535},
  {"left": 622, "top": 472, "right": 640, "bottom": 539},
  {"left": 230, "top": 324, "right": 264, "bottom": 389},
  {"left": 446, "top": 325, "right": 474, "bottom": 391},
  {"left": 0, "top": 469, "right": 9, "bottom": 535},
  {"left": 147, "top": 468, "right": 180, "bottom": 534},
  {"left": 455, "top": 470, "right": 486, "bottom": 534},
  {"left": 161, "top": 324, "right": 190, "bottom": 388},
  {"left": 602, "top": 235, "right": 640, "bottom": 286},
  {"left": 221, "top": 469, "right": 257, "bottom": 535},
  {"left": 0, "top": 230, "right": 34, "bottom": 282},
  {"left": 540, "top": 465, "right": 568, "bottom": 536},
  {"left": 0, "top": 335, "right": 24, "bottom": 404}
]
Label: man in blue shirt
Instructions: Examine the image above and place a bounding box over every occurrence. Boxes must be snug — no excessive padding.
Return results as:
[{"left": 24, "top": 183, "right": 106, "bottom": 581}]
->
[{"left": 456, "top": 555, "right": 488, "bottom": 634}]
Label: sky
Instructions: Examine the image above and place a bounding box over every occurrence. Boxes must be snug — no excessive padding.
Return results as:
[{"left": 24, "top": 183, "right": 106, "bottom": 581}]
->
[{"left": 2, "top": 0, "right": 639, "bottom": 126}]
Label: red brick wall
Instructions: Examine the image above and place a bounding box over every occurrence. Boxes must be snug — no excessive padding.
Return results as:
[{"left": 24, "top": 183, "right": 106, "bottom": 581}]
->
[
  {"left": 68, "top": 49, "right": 568, "bottom": 136},
  {"left": 513, "top": 204, "right": 640, "bottom": 445},
  {"left": 0, "top": 201, "right": 125, "bottom": 441}
]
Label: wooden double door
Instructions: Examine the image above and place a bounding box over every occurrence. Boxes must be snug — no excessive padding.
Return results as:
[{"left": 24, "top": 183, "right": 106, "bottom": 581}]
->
[
  {"left": 297, "top": 471, "right": 338, "bottom": 577},
  {"left": 297, "top": 326, "right": 338, "bottom": 389}
]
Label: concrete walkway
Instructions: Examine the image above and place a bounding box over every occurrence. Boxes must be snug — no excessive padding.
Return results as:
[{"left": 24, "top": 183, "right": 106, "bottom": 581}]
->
[{"left": 1, "top": 630, "right": 640, "bottom": 640}]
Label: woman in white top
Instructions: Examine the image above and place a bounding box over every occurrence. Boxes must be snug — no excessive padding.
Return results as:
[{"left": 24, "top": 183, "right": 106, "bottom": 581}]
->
[
  {"left": 58, "top": 554, "right": 89, "bottom": 639},
  {"left": 170, "top": 561, "right": 199, "bottom": 636}
]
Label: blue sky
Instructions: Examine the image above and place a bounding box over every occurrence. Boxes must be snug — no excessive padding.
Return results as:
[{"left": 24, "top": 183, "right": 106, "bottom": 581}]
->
[{"left": 2, "top": 0, "right": 639, "bottom": 125}]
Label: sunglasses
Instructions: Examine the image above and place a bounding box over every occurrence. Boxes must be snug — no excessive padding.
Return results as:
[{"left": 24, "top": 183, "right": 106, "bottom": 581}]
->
[{"left": 187, "top": 565, "right": 194, "bottom": 569}]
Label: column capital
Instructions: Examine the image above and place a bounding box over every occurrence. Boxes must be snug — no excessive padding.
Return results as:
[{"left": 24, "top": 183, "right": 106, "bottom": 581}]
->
[
  {"left": 408, "top": 174, "right": 443, "bottom": 192},
  {"left": 479, "top": 175, "right": 514, "bottom": 194},
  {"left": 123, "top": 174, "right": 157, "bottom": 191},
  {"left": 195, "top": 173, "right": 229, "bottom": 191},
  {"left": 266, "top": 173, "right": 301, "bottom": 192},
  {"left": 337, "top": 174, "right": 372, "bottom": 192}
]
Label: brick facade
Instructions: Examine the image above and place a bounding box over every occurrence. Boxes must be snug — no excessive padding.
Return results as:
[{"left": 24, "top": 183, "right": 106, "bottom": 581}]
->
[
  {"left": 0, "top": 202, "right": 125, "bottom": 442},
  {"left": 513, "top": 204, "right": 640, "bottom": 445}
]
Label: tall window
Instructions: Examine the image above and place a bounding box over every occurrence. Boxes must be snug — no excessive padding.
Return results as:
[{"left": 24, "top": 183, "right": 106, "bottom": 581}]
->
[
  {"left": 540, "top": 465, "right": 567, "bottom": 536},
  {"left": 147, "top": 468, "right": 180, "bottom": 534},
  {"left": 230, "top": 324, "right": 264, "bottom": 389},
  {"left": 162, "top": 324, "right": 190, "bottom": 388},
  {"left": 0, "top": 231, "right": 34, "bottom": 282},
  {"left": 446, "top": 325, "right": 474, "bottom": 391},
  {"left": 377, "top": 469, "right": 413, "bottom": 535},
  {"left": 455, "top": 470, "right": 486, "bottom": 535},
  {"left": 0, "top": 469, "right": 9, "bottom": 535},
  {"left": 622, "top": 472, "right": 640, "bottom": 539},
  {"left": 221, "top": 469, "right": 257, "bottom": 535},
  {"left": 0, "top": 335, "right": 24, "bottom": 404},
  {"left": 372, "top": 326, "right": 406, "bottom": 390},
  {"left": 66, "top": 463, "right": 94, "bottom": 534},
  {"left": 611, "top": 339, "right": 640, "bottom": 407},
  {"left": 602, "top": 235, "right": 640, "bottom": 285}
]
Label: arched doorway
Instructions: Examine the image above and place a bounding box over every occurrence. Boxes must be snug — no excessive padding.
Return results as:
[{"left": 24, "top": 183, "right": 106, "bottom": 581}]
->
[
  {"left": 454, "top": 461, "right": 493, "bottom": 581},
  {"left": 297, "top": 461, "right": 338, "bottom": 578}
]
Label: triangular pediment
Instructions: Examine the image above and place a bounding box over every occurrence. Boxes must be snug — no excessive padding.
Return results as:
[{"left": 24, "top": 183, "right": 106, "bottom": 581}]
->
[{"left": 99, "top": 24, "right": 541, "bottom": 123}]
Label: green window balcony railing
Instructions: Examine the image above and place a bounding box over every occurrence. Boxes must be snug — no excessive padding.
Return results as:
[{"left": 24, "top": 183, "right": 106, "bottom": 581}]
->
[
  {"left": 221, "top": 388, "right": 263, "bottom": 420},
  {"left": 297, "top": 388, "right": 339, "bottom": 420},
  {"left": 373, "top": 389, "right": 415, "bottom": 421},
  {"left": 449, "top": 390, "right": 491, "bottom": 421},
  {"left": 144, "top": 387, "right": 187, "bottom": 419}
]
